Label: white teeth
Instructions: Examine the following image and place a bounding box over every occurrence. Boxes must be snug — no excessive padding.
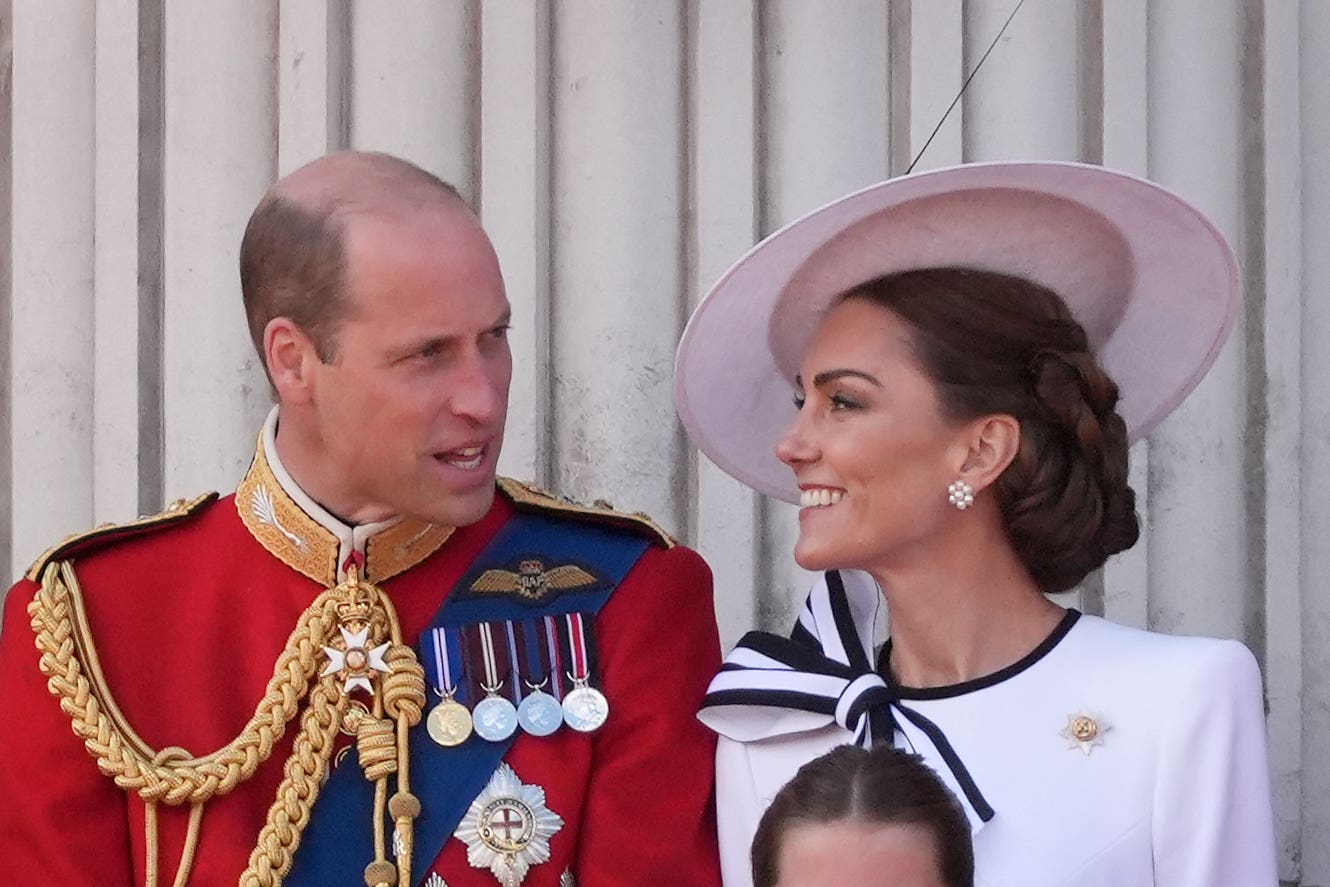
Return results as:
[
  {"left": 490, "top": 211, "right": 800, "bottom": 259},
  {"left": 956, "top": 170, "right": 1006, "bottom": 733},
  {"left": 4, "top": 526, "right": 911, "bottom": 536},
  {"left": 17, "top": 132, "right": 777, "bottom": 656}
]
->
[
  {"left": 800, "top": 488, "right": 843, "bottom": 508},
  {"left": 443, "top": 447, "right": 484, "bottom": 470}
]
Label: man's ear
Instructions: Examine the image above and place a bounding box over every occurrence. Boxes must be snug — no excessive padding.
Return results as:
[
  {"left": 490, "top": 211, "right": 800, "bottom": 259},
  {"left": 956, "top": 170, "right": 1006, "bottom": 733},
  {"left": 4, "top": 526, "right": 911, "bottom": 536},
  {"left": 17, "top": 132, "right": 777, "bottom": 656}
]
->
[
  {"left": 957, "top": 413, "right": 1021, "bottom": 492},
  {"left": 264, "top": 317, "right": 320, "bottom": 405}
]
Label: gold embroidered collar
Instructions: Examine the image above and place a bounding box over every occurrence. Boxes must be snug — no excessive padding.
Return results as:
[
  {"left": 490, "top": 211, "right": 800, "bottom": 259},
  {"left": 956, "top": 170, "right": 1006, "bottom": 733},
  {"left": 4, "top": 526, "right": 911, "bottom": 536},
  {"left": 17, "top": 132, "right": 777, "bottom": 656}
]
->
[{"left": 235, "top": 418, "right": 454, "bottom": 587}]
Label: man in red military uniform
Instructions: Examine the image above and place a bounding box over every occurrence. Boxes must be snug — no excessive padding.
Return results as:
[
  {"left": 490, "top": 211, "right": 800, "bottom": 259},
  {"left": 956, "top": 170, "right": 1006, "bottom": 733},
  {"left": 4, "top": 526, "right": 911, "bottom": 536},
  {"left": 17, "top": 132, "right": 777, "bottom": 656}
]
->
[{"left": 0, "top": 152, "right": 721, "bottom": 887}]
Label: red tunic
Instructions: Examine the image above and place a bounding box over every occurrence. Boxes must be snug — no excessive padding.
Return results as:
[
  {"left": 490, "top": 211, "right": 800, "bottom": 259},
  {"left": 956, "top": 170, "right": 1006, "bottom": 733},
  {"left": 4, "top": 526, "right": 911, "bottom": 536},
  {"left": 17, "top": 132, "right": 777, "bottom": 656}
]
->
[{"left": 0, "top": 489, "right": 721, "bottom": 886}]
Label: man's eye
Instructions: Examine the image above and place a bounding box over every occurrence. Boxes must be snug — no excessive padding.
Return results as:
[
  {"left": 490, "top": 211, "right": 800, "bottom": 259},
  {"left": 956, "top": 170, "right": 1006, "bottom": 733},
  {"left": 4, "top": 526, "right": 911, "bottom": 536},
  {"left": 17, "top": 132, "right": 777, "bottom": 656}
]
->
[
  {"left": 418, "top": 343, "right": 443, "bottom": 360},
  {"left": 489, "top": 324, "right": 511, "bottom": 341},
  {"left": 792, "top": 393, "right": 806, "bottom": 410}
]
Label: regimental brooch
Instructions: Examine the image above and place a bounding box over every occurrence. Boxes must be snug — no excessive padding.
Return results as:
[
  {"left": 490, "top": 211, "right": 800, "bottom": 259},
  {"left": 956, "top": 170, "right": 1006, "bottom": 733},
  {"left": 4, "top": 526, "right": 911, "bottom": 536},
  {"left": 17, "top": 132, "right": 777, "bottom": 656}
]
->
[
  {"left": 455, "top": 763, "right": 565, "bottom": 887},
  {"left": 1060, "top": 709, "right": 1112, "bottom": 755}
]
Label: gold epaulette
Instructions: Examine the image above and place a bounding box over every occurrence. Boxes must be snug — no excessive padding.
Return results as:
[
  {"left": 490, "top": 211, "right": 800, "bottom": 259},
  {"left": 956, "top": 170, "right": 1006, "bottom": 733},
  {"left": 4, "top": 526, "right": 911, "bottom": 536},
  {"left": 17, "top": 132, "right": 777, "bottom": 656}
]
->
[
  {"left": 497, "top": 477, "right": 677, "bottom": 548},
  {"left": 24, "top": 492, "right": 219, "bottom": 581}
]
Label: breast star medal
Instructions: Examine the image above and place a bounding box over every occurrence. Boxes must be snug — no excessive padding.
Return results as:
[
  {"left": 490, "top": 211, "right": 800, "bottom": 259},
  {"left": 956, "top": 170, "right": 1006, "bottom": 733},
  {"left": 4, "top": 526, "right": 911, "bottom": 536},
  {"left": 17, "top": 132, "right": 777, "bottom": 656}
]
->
[
  {"left": 1060, "top": 709, "right": 1111, "bottom": 755},
  {"left": 454, "top": 763, "right": 565, "bottom": 887}
]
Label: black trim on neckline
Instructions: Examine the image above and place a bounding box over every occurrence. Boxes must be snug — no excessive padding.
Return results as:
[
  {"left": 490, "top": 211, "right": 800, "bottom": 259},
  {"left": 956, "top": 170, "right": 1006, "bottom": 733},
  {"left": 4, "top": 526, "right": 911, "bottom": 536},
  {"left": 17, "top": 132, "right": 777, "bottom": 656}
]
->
[{"left": 878, "top": 608, "right": 1081, "bottom": 700}]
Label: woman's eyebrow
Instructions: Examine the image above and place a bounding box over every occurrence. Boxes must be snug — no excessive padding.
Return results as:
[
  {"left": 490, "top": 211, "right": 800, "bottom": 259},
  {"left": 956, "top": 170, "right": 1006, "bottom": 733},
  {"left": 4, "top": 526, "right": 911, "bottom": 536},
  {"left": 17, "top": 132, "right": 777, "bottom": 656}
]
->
[{"left": 795, "top": 368, "right": 883, "bottom": 388}]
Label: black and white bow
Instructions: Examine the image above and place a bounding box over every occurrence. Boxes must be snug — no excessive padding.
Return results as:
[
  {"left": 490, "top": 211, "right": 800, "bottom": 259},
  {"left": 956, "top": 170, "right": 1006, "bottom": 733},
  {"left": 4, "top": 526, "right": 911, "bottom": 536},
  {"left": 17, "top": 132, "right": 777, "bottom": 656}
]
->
[{"left": 699, "top": 569, "right": 994, "bottom": 824}]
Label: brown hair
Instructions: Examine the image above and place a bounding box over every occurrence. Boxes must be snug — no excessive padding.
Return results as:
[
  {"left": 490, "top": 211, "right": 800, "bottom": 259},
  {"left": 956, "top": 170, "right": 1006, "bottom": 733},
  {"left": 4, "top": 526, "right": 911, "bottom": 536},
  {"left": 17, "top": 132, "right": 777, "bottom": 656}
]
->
[
  {"left": 843, "top": 267, "right": 1139, "bottom": 593},
  {"left": 751, "top": 744, "right": 973, "bottom": 887},
  {"left": 238, "top": 152, "right": 465, "bottom": 369},
  {"left": 240, "top": 196, "right": 346, "bottom": 364}
]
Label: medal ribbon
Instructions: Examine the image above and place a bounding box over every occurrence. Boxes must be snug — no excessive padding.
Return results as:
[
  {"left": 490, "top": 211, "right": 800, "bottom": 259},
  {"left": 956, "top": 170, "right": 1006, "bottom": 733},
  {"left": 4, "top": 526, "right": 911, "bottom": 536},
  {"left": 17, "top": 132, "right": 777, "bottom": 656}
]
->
[
  {"left": 698, "top": 569, "right": 1005, "bottom": 826},
  {"left": 565, "top": 612, "right": 591, "bottom": 683},
  {"left": 521, "top": 618, "right": 548, "bottom": 689},
  {"left": 544, "top": 615, "right": 566, "bottom": 698},
  {"left": 477, "top": 622, "right": 504, "bottom": 693},
  {"left": 428, "top": 626, "right": 466, "bottom": 702},
  {"left": 503, "top": 621, "right": 523, "bottom": 704}
]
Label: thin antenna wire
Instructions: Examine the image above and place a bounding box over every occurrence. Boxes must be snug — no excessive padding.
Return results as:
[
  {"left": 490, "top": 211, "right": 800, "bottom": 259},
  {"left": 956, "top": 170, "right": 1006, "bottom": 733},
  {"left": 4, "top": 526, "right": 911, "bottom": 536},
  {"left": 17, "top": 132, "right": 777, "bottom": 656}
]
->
[{"left": 906, "top": 0, "right": 1028, "bottom": 174}]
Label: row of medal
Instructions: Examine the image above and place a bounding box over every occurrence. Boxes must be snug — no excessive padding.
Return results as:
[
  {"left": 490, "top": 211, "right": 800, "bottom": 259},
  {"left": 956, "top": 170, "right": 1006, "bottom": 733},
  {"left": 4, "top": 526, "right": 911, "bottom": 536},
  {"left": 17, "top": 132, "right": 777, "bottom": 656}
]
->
[{"left": 422, "top": 612, "right": 609, "bottom": 747}]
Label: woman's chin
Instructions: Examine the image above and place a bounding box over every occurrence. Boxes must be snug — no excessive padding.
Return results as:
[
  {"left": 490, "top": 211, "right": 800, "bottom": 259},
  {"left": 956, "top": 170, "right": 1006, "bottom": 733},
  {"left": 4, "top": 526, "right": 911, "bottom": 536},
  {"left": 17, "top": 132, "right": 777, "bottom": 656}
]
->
[{"left": 793, "top": 542, "right": 839, "bottom": 573}]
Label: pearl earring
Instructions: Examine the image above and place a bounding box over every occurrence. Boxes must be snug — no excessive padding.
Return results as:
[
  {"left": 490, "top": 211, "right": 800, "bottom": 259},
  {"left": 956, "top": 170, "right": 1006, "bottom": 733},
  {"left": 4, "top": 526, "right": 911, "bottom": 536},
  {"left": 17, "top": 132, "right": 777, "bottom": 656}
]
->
[{"left": 947, "top": 479, "right": 975, "bottom": 510}]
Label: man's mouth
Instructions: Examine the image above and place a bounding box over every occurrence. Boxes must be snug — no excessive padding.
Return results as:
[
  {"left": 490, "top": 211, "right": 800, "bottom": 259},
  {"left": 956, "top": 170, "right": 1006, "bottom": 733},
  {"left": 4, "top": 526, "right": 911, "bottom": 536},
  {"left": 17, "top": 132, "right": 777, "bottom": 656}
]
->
[{"left": 437, "top": 445, "right": 485, "bottom": 471}]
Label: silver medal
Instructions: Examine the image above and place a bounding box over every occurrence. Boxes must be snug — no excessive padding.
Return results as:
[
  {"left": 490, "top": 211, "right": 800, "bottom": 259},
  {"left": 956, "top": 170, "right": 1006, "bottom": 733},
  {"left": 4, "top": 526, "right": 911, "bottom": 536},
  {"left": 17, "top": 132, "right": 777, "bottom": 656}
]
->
[
  {"left": 473, "top": 694, "right": 519, "bottom": 742},
  {"left": 561, "top": 683, "right": 609, "bottom": 733},
  {"left": 517, "top": 688, "right": 563, "bottom": 737}
]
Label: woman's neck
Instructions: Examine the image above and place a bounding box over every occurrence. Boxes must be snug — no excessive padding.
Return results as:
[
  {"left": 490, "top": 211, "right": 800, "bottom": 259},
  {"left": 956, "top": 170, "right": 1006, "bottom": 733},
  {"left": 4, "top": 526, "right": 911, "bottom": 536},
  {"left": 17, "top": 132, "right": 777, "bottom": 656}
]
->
[{"left": 868, "top": 533, "right": 1066, "bottom": 689}]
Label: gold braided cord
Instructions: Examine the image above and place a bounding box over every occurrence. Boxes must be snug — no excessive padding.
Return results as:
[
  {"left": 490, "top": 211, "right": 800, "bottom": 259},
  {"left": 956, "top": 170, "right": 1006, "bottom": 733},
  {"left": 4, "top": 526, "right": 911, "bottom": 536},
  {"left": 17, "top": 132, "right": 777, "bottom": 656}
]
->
[
  {"left": 27, "top": 557, "right": 428, "bottom": 887},
  {"left": 28, "top": 561, "right": 343, "bottom": 805},
  {"left": 238, "top": 680, "right": 348, "bottom": 886},
  {"left": 237, "top": 564, "right": 425, "bottom": 887}
]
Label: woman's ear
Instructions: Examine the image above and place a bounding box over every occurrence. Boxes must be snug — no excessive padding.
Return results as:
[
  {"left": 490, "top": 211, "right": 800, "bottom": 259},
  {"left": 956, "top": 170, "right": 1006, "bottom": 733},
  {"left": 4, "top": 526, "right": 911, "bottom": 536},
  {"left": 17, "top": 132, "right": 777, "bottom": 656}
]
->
[
  {"left": 958, "top": 414, "right": 1021, "bottom": 491},
  {"left": 264, "top": 317, "right": 320, "bottom": 405}
]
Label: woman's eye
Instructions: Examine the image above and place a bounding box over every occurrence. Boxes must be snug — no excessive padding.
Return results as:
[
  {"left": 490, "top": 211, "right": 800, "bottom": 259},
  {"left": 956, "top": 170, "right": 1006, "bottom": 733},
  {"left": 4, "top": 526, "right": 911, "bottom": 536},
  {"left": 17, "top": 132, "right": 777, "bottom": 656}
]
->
[
  {"left": 792, "top": 393, "right": 806, "bottom": 410},
  {"left": 829, "top": 393, "right": 860, "bottom": 410}
]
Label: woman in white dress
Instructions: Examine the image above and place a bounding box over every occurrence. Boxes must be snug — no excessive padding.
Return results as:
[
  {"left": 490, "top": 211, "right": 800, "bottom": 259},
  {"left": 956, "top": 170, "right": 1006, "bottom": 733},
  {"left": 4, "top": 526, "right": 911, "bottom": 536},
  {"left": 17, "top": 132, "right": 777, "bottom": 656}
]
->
[{"left": 674, "top": 162, "right": 1278, "bottom": 887}]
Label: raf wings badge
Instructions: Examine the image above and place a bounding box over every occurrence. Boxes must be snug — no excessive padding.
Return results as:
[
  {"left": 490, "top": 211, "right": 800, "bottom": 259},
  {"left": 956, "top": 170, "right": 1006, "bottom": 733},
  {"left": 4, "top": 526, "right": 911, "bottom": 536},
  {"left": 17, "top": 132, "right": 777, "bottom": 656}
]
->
[{"left": 469, "top": 559, "right": 600, "bottom": 602}]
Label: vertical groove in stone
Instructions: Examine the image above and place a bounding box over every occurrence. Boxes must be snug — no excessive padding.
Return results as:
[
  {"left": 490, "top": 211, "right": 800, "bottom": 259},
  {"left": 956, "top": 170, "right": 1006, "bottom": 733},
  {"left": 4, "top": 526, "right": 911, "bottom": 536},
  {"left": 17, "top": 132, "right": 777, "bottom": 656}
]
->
[
  {"left": 1239, "top": 0, "right": 1268, "bottom": 663},
  {"left": 680, "top": 0, "right": 699, "bottom": 545},
  {"left": 0, "top": 0, "right": 13, "bottom": 584},
  {"left": 887, "top": 0, "right": 911, "bottom": 175},
  {"left": 328, "top": 0, "right": 350, "bottom": 151},
  {"left": 1080, "top": 0, "right": 1104, "bottom": 165},
  {"left": 138, "top": 0, "right": 165, "bottom": 516}
]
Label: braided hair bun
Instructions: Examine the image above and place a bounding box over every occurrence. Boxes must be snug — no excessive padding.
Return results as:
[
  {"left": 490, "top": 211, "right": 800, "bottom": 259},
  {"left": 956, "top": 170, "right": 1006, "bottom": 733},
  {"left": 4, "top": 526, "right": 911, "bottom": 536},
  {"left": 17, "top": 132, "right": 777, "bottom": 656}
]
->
[{"left": 843, "top": 267, "right": 1140, "bottom": 592}]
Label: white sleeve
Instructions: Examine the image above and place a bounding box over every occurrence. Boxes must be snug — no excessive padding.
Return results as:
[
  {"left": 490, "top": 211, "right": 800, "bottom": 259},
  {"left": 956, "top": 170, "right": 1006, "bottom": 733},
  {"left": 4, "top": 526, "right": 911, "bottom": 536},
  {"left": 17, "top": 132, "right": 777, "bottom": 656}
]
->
[
  {"left": 715, "top": 735, "right": 763, "bottom": 887},
  {"left": 1151, "top": 640, "right": 1279, "bottom": 886}
]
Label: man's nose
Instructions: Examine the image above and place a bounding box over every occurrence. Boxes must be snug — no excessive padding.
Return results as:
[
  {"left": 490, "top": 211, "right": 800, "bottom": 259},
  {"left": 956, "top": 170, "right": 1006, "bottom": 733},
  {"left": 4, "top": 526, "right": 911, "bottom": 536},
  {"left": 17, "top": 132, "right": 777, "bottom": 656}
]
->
[{"left": 448, "top": 356, "right": 507, "bottom": 424}]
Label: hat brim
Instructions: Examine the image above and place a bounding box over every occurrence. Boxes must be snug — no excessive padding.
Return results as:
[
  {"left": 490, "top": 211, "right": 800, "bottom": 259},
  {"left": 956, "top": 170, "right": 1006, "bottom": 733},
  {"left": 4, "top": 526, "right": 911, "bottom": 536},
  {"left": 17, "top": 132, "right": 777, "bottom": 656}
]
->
[{"left": 674, "top": 161, "right": 1238, "bottom": 505}]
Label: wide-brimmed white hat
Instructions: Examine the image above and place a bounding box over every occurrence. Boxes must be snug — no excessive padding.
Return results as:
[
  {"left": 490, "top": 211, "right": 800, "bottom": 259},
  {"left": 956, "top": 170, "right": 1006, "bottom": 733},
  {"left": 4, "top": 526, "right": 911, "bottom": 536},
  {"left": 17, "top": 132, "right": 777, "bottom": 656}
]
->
[{"left": 674, "top": 161, "right": 1239, "bottom": 505}]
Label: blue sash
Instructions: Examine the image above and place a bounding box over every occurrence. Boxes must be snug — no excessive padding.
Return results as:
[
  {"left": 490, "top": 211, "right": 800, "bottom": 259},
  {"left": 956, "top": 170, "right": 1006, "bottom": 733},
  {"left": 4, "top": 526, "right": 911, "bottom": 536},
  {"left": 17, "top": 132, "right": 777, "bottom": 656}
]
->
[{"left": 286, "top": 510, "right": 651, "bottom": 886}]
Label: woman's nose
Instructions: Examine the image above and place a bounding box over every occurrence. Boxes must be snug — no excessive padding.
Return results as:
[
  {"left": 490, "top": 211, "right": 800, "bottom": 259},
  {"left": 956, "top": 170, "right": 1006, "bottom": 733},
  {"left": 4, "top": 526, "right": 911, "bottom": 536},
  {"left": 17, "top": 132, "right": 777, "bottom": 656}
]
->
[{"left": 775, "top": 412, "right": 817, "bottom": 466}]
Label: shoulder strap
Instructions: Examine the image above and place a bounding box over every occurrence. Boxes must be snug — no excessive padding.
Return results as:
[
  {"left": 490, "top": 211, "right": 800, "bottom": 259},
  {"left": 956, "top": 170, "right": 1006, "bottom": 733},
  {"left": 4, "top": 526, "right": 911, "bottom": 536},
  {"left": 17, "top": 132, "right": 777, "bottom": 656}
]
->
[
  {"left": 497, "top": 477, "right": 676, "bottom": 548},
  {"left": 25, "top": 493, "right": 218, "bottom": 581}
]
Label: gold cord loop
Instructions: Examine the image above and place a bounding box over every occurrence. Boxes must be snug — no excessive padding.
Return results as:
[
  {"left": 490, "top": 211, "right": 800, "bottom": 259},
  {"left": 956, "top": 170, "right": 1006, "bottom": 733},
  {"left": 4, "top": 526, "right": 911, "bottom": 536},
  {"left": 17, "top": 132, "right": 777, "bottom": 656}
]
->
[{"left": 29, "top": 557, "right": 423, "bottom": 887}]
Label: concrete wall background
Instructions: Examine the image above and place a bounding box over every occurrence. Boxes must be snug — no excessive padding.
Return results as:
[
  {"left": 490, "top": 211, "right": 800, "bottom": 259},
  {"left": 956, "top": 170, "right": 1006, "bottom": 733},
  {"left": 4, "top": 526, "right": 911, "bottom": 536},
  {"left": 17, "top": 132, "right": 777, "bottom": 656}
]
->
[{"left": 1, "top": 1, "right": 1325, "bottom": 881}]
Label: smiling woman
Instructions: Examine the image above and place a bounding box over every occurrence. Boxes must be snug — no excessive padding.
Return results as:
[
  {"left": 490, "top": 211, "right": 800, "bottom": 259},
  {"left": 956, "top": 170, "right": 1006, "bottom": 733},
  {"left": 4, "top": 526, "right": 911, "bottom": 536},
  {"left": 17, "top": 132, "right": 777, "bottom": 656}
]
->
[{"left": 678, "top": 162, "right": 1278, "bottom": 887}]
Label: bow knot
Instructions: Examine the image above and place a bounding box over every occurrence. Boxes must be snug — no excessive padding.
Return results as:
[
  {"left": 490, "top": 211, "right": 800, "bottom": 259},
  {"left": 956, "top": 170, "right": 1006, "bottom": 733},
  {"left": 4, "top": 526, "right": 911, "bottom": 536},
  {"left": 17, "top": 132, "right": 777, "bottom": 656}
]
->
[{"left": 698, "top": 569, "right": 995, "bottom": 825}]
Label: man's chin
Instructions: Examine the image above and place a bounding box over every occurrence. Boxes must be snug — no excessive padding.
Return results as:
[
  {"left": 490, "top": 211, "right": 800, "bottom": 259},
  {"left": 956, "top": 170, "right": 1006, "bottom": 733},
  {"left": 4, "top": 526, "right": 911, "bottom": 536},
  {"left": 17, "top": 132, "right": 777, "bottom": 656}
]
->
[{"left": 415, "top": 483, "right": 497, "bottom": 528}]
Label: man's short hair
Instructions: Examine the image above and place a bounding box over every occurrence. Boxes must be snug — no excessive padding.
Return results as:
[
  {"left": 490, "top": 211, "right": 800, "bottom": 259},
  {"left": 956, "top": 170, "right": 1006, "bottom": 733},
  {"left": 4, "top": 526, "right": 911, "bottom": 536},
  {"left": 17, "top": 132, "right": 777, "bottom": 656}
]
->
[{"left": 238, "top": 153, "right": 465, "bottom": 369}]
